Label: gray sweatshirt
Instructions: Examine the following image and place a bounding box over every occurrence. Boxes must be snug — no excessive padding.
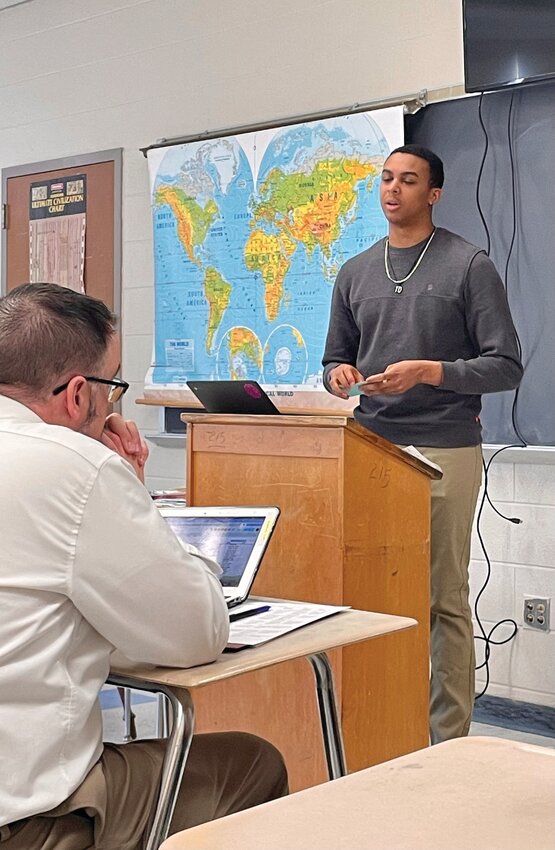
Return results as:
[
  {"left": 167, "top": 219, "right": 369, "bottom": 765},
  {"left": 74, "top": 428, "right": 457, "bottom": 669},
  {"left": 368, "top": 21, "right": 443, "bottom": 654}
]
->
[{"left": 322, "top": 227, "right": 523, "bottom": 447}]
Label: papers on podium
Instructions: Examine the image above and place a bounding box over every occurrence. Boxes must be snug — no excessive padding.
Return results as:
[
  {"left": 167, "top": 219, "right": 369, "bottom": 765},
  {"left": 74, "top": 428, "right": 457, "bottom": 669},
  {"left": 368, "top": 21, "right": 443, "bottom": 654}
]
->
[
  {"left": 401, "top": 445, "right": 443, "bottom": 475},
  {"left": 225, "top": 599, "right": 350, "bottom": 652}
]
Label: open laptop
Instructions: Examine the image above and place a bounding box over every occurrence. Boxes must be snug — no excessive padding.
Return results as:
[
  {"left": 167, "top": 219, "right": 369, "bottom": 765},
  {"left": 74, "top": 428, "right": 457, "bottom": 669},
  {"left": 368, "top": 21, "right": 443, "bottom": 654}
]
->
[
  {"left": 186, "top": 380, "right": 281, "bottom": 415},
  {"left": 157, "top": 505, "right": 280, "bottom": 608}
]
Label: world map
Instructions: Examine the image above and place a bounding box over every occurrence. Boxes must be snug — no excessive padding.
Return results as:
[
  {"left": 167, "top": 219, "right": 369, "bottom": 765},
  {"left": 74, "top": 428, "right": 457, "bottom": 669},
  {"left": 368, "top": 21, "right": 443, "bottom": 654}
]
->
[{"left": 147, "top": 109, "right": 402, "bottom": 399}]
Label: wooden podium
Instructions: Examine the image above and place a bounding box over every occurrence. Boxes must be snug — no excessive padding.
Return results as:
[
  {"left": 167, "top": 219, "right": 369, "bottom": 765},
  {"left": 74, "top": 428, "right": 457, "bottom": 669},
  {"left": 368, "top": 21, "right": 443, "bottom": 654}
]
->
[{"left": 181, "top": 413, "right": 440, "bottom": 791}]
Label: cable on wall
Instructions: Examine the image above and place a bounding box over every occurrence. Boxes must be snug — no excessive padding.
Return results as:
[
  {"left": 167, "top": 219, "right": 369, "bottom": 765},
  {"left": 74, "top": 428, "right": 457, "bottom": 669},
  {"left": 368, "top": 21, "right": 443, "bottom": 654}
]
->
[
  {"left": 503, "top": 90, "right": 528, "bottom": 448},
  {"left": 476, "top": 93, "right": 491, "bottom": 257},
  {"left": 473, "top": 90, "right": 526, "bottom": 699},
  {"left": 474, "top": 449, "right": 520, "bottom": 700}
]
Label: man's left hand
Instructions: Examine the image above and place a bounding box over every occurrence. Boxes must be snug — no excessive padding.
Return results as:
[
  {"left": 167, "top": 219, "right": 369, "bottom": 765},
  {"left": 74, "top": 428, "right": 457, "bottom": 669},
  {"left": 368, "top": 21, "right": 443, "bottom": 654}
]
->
[
  {"left": 102, "top": 413, "right": 149, "bottom": 483},
  {"left": 361, "top": 360, "right": 443, "bottom": 395}
]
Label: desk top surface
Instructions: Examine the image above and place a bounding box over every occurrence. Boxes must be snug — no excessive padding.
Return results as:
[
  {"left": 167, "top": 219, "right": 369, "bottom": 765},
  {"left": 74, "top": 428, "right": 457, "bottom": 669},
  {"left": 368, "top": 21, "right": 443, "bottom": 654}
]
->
[
  {"left": 160, "top": 736, "right": 555, "bottom": 850},
  {"left": 110, "top": 607, "right": 415, "bottom": 690}
]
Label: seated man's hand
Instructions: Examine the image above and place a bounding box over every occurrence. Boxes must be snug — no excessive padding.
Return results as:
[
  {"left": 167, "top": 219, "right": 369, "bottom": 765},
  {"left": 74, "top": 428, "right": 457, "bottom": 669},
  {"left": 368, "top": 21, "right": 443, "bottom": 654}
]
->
[
  {"left": 102, "top": 413, "right": 149, "bottom": 483},
  {"left": 328, "top": 364, "right": 365, "bottom": 399}
]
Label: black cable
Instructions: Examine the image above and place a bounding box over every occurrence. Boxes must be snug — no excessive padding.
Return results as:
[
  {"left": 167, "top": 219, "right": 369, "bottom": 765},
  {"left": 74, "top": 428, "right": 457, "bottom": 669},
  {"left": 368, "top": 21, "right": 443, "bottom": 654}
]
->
[
  {"left": 474, "top": 450, "right": 519, "bottom": 700},
  {"left": 476, "top": 92, "right": 491, "bottom": 257},
  {"left": 510, "top": 385, "right": 527, "bottom": 447},
  {"left": 477, "top": 89, "right": 526, "bottom": 452},
  {"left": 472, "top": 91, "right": 525, "bottom": 699},
  {"left": 504, "top": 90, "right": 528, "bottom": 448},
  {"left": 504, "top": 91, "right": 517, "bottom": 291},
  {"left": 485, "top": 488, "right": 521, "bottom": 524}
]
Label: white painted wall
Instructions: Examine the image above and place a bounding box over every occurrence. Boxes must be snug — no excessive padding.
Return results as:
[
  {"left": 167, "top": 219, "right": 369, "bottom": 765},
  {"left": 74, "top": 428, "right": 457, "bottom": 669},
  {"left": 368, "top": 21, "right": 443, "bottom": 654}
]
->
[{"left": 1, "top": 0, "right": 553, "bottom": 705}]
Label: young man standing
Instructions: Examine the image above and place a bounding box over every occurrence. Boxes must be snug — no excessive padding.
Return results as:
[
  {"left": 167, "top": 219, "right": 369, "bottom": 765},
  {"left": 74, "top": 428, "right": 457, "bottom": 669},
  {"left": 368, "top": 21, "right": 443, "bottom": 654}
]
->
[{"left": 322, "top": 144, "right": 523, "bottom": 744}]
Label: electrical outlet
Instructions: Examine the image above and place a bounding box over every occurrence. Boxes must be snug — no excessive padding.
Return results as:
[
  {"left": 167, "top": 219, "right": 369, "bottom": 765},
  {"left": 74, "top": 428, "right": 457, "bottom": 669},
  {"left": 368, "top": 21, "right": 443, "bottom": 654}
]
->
[{"left": 523, "top": 597, "right": 551, "bottom": 631}]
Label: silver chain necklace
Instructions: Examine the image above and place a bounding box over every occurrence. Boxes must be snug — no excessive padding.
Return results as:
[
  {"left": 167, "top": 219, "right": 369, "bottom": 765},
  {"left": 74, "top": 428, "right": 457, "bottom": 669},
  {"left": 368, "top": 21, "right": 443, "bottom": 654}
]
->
[{"left": 384, "top": 227, "right": 436, "bottom": 294}]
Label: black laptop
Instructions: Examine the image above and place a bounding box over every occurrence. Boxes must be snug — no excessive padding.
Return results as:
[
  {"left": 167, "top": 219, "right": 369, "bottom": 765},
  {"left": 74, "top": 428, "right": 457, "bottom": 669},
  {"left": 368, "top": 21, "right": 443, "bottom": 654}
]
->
[{"left": 186, "top": 380, "right": 280, "bottom": 414}]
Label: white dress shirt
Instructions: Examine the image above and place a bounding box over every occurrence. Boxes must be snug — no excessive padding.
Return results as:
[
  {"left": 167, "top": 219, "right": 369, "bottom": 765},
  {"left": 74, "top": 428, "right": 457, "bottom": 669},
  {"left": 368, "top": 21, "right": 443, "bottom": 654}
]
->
[{"left": 0, "top": 395, "right": 229, "bottom": 826}]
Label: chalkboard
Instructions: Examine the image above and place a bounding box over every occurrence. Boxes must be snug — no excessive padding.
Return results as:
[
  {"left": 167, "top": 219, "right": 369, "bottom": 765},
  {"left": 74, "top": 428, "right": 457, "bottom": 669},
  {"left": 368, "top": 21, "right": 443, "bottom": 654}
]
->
[{"left": 406, "top": 81, "right": 555, "bottom": 446}]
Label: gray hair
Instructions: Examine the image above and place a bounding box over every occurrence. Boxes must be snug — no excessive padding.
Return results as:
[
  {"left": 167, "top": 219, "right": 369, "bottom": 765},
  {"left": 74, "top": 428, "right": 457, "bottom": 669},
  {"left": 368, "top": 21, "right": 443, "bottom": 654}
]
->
[{"left": 0, "top": 283, "right": 117, "bottom": 397}]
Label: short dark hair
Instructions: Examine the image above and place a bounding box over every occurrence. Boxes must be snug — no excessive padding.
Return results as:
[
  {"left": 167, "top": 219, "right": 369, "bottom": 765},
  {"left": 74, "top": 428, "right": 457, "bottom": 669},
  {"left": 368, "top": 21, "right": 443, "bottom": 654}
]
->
[
  {"left": 0, "top": 283, "right": 117, "bottom": 396},
  {"left": 386, "top": 144, "right": 445, "bottom": 189}
]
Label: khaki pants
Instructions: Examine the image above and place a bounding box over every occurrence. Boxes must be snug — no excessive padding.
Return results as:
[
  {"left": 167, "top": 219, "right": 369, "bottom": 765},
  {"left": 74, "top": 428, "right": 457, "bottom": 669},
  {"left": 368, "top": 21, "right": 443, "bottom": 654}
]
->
[
  {"left": 0, "top": 732, "right": 288, "bottom": 850},
  {"left": 414, "top": 445, "right": 483, "bottom": 745}
]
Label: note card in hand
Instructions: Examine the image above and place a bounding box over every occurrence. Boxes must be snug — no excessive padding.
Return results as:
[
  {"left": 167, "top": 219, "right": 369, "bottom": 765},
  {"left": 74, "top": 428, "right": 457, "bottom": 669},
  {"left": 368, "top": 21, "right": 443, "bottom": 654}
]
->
[{"left": 346, "top": 382, "right": 364, "bottom": 397}]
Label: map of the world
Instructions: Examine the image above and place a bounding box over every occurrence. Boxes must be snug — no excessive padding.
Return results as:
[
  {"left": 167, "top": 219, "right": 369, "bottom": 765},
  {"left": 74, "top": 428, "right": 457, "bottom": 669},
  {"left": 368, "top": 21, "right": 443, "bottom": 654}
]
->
[{"left": 146, "top": 107, "right": 403, "bottom": 406}]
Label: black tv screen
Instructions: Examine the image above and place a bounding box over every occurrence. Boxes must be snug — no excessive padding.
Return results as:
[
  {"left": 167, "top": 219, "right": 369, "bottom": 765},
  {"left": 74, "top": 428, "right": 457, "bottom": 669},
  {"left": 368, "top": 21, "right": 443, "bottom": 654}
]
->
[{"left": 463, "top": 0, "right": 555, "bottom": 93}]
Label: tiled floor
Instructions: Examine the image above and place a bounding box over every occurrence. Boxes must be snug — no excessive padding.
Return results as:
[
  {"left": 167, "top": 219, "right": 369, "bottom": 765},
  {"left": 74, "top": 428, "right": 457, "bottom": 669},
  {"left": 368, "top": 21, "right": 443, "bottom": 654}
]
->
[
  {"left": 469, "top": 721, "right": 555, "bottom": 749},
  {"left": 101, "top": 686, "right": 555, "bottom": 750}
]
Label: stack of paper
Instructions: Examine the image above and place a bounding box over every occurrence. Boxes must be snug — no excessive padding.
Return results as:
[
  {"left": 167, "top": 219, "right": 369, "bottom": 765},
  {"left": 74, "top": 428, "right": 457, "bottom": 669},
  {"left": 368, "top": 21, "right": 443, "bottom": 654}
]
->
[
  {"left": 225, "top": 600, "right": 350, "bottom": 652},
  {"left": 401, "top": 445, "right": 443, "bottom": 474}
]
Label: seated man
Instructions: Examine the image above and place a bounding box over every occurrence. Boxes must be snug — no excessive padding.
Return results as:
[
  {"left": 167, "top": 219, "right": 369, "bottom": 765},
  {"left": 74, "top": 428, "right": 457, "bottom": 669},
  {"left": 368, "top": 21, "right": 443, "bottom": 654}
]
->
[{"left": 0, "top": 283, "right": 287, "bottom": 850}]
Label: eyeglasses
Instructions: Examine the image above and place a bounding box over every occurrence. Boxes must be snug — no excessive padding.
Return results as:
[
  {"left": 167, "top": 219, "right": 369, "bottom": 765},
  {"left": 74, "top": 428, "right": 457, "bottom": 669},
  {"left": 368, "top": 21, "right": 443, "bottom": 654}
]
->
[{"left": 52, "top": 376, "right": 130, "bottom": 403}]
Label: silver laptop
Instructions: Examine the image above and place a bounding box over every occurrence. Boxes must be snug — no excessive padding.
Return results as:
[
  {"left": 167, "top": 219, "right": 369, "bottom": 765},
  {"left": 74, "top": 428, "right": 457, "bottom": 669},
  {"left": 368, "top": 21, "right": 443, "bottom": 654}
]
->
[{"left": 157, "top": 505, "right": 280, "bottom": 608}]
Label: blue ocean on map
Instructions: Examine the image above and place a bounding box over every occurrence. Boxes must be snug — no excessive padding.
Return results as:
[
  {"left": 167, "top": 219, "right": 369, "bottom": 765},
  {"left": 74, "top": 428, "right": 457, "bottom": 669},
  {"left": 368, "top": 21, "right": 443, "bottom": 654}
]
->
[{"left": 149, "top": 112, "right": 393, "bottom": 387}]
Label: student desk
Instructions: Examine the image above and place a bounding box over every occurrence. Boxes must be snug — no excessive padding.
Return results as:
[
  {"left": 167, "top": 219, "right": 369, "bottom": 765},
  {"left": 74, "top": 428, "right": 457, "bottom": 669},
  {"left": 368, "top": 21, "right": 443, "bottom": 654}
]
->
[
  {"left": 109, "top": 607, "right": 416, "bottom": 850},
  {"left": 160, "top": 736, "right": 555, "bottom": 850}
]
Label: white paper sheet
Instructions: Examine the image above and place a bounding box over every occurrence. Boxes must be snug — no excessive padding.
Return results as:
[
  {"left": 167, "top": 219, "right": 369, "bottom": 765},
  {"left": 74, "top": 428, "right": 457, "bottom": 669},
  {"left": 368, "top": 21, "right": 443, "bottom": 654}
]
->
[
  {"left": 226, "top": 600, "right": 350, "bottom": 650},
  {"left": 401, "top": 445, "right": 443, "bottom": 474}
]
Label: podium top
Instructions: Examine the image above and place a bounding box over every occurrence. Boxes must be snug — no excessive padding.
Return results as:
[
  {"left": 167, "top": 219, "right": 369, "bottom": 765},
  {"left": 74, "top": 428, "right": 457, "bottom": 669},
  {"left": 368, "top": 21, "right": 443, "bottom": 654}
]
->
[
  {"left": 181, "top": 412, "right": 352, "bottom": 426},
  {"left": 180, "top": 412, "right": 442, "bottom": 480}
]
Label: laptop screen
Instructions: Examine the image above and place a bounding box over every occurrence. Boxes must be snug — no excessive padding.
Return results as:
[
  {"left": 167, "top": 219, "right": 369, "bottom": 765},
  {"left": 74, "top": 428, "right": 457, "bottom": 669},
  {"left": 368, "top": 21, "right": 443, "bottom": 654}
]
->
[
  {"left": 157, "top": 505, "right": 280, "bottom": 605},
  {"left": 163, "top": 514, "right": 265, "bottom": 588}
]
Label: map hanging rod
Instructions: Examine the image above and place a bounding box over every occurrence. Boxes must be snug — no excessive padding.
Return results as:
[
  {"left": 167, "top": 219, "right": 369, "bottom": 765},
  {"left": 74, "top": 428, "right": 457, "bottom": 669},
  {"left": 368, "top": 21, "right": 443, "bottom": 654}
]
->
[{"left": 140, "top": 90, "right": 428, "bottom": 156}]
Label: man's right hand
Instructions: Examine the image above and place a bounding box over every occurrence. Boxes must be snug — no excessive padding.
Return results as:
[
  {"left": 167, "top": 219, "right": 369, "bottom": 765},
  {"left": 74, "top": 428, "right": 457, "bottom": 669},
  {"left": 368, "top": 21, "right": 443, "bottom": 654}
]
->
[
  {"left": 101, "top": 414, "right": 149, "bottom": 484},
  {"left": 328, "top": 364, "right": 365, "bottom": 399}
]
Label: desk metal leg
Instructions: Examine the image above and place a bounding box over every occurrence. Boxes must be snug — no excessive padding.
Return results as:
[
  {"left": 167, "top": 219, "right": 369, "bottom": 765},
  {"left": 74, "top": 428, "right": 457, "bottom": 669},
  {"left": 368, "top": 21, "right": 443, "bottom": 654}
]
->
[
  {"left": 307, "top": 652, "right": 347, "bottom": 780},
  {"left": 107, "top": 675, "right": 194, "bottom": 850},
  {"left": 156, "top": 692, "right": 170, "bottom": 738},
  {"left": 122, "top": 688, "right": 133, "bottom": 741}
]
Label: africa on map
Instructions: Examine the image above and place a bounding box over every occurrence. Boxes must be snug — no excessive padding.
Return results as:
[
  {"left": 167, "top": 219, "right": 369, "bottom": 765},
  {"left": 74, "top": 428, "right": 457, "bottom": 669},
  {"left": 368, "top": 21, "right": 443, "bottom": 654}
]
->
[{"left": 146, "top": 107, "right": 403, "bottom": 405}]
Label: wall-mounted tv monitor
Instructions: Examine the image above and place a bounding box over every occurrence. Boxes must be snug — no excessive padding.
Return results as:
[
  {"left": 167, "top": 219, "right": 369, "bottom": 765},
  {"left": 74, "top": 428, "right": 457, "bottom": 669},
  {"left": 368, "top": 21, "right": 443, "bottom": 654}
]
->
[{"left": 463, "top": 0, "right": 555, "bottom": 93}]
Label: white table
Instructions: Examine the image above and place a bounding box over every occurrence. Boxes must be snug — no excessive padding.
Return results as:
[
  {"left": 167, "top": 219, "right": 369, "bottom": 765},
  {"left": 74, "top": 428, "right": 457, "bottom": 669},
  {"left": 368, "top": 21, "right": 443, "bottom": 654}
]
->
[
  {"left": 109, "top": 607, "right": 416, "bottom": 850},
  {"left": 160, "top": 736, "right": 555, "bottom": 850}
]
